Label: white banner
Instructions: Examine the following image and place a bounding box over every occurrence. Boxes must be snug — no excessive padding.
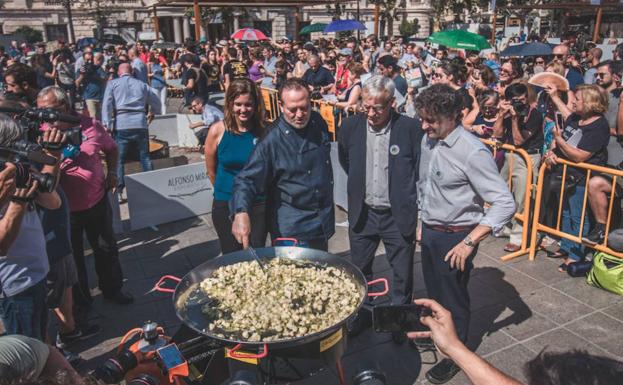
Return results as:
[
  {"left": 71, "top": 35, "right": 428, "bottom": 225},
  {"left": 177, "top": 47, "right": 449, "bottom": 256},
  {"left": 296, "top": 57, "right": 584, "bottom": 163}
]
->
[{"left": 125, "top": 162, "right": 214, "bottom": 231}]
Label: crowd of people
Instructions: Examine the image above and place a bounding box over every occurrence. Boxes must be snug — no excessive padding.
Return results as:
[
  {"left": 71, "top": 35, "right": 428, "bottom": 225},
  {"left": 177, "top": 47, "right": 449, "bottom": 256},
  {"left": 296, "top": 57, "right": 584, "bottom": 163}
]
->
[{"left": 0, "top": 30, "right": 623, "bottom": 385}]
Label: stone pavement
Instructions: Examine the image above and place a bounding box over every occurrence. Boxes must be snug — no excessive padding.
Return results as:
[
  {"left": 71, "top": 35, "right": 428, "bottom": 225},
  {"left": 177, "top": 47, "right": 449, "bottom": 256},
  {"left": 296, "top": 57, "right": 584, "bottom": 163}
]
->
[{"left": 60, "top": 206, "right": 623, "bottom": 385}]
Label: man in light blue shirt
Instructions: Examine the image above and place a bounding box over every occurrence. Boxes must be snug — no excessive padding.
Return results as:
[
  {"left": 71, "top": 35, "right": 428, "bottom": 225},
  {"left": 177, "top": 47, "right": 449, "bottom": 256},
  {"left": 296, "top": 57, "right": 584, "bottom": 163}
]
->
[
  {"left": 189, "top": 96, "right": 224, "bottom": 145},
  {"left": 101, "top": 63, "right": 161, "bottom": 195},
  {"left": 398, "top": 43, "right": 418, "bottom": 68},
  {"left": 260, "top": 46, "right": 278, "bottom": 89},
  {"left": 128, "top": 48, "right": 148, "bottom": 83}
]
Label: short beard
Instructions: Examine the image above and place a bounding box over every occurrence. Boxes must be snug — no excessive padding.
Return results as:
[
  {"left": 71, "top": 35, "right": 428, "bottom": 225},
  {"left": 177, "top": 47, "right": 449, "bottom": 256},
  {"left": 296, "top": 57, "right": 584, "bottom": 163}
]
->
[{"left": 285, "top": 115, "right": 310, "bottom": 130}]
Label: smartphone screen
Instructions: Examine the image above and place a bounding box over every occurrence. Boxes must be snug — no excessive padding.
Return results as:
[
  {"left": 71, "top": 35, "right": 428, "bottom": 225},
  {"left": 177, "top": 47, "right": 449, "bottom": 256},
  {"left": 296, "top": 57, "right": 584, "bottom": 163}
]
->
[
  {"left": 372, "top": 304, "right": 430, "bottom": 333},
  {"left": 157, "top": 344, "right": 185, "bottom": 370},
  {"left": 555, "top": 112, "right": 564, "bottom": 130}
]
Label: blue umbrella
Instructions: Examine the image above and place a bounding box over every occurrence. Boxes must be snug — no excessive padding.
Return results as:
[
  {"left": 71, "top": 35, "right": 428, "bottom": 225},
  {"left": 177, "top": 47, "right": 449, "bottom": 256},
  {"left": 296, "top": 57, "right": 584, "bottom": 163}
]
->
[
  {"left": 76, "top": 37, "right": 98, "bottom": 49},
  {"left": 500, "top": 42, "right": 552, "bottom": 57},
  {"left": 323, "top": 19, "right": 367, "bottom": 33}
]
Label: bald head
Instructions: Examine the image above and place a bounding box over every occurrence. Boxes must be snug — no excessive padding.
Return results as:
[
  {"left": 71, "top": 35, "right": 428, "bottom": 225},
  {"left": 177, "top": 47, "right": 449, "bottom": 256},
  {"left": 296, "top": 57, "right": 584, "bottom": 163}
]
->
[
  {"left": 128, "top": 48, "right": 138, "bottom": 59},
  {"left": 118, "top": 63, "right": 132, "bottom": 76},
  {"left": 589, "top": 47, "right": 603, "bottom": 63},
  {"left": 553, "top": 44, "right": 569, "bottom": 56}
]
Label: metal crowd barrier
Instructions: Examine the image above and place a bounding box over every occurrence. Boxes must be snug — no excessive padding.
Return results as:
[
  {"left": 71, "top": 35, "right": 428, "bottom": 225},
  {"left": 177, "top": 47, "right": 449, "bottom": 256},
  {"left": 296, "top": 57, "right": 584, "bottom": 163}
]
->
[
  {"left": 480, "top": 139, "right": 535, "bottom": 262},
  {"left": 259, "top": 87, "right": 350, "bottom": 141},
  {"left": 528, "top": 159, "right": 623, "bottom": 260},
  {"left": 260, "top": 87, "right": 281, "bottom": 122}
]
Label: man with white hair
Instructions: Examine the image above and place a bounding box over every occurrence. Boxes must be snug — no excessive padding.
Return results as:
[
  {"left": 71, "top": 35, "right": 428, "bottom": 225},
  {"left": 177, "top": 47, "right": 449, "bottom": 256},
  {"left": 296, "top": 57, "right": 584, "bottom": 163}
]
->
[
  {"left": 338, "top": 75, "right": 424, "bottom": 341},
  {"left": 36, "top": 86, "right": 133, "bottom": 307}
]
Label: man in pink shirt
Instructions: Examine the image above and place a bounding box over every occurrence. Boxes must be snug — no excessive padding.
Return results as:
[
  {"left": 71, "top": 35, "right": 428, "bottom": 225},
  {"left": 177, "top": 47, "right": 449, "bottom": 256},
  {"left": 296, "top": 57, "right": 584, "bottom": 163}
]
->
[{"left": 37, "top": 86, "right": 134, "bottom": 308}]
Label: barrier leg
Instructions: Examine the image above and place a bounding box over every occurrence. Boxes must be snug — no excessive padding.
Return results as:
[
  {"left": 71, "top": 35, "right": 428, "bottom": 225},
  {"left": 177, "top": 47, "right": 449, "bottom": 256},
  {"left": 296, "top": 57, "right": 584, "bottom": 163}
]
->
[{"left": 528, "top": 164, "right": 548, "bottom": 261}]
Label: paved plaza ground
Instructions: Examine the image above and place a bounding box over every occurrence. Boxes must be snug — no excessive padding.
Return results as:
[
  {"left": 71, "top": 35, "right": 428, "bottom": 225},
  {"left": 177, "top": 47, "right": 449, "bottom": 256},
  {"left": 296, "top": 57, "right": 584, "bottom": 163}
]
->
[{"left": 63, "top": 206, "right": 623, "bottom": 385}]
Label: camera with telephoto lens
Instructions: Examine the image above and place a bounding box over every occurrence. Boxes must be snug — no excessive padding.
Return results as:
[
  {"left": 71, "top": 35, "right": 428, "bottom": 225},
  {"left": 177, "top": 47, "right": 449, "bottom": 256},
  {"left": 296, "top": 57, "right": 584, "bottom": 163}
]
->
[
  {"left": 8, "top": 107, "right": 84, "bottom": 150},
  {"left": 0, "top": 140, "right": 57, "bottom": 193},
  {"left": 92, "top": 349, "right": 139, "bottom": 384},
  {"left": 91, "top": 349, "right": 162, "bottom": 385}
]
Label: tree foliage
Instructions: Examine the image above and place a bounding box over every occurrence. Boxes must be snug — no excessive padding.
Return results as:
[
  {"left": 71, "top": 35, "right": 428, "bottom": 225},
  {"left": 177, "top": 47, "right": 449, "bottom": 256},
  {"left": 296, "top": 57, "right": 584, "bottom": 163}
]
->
[
  {"left": 399, "top": 18, "right": 421, "bottom": 37},
  {"left": 14, "top": 26, "right": 43, "bottom": 43},
  {"left": 430, "top": 0, "right": 560, "bottom": 17}
]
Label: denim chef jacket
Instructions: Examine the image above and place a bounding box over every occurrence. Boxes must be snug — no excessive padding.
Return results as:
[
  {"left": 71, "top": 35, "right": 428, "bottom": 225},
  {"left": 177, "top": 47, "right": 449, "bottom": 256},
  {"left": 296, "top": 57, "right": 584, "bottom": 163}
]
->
[{"left": 230, "top": 111, "right": 335, "bottom": 242}]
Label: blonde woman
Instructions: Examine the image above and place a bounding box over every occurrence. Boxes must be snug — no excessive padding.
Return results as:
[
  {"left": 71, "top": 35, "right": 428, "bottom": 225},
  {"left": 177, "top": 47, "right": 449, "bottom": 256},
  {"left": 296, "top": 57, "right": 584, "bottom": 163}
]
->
[{"left": 543, "top": 84, "right": 610, "bottom": 272}]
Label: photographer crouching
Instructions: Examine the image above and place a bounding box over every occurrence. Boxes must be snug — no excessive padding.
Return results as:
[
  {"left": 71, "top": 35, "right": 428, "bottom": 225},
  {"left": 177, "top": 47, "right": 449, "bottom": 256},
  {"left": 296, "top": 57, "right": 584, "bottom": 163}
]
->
[
  {"left": 0, "top": 113, "right": 63, "bottom": 339},
  {"left": 36, "top": 86, "right": 133, "bottom": 320}
]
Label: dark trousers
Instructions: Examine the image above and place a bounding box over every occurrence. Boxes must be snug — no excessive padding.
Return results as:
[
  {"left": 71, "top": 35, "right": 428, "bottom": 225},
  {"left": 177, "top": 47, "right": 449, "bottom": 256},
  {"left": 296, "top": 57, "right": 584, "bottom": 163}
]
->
[
  {"left": 420, "top": 224, "right": 478, "bottom": 343},
  {"left": 349, "top": 205, "right": 415, "bottom": 305},
  {"left": 70, "top": 195, "right": 123, "bottom": 308},
  {"left": 212, "top": 200, "right": 268, "bottom": 254}
]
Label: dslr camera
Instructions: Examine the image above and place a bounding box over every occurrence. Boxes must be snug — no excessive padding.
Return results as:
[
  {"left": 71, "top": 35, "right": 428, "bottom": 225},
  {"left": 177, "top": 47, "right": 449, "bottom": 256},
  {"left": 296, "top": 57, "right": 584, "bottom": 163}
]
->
[
  {"left": 81, "top": 60, "right": 97, "bottom": 75},
  {"left": 511, "top": 99, "right": 529, "bottom": 119},
  {"left": 0, "top": 140, "right": 57, "bottom": 193}
]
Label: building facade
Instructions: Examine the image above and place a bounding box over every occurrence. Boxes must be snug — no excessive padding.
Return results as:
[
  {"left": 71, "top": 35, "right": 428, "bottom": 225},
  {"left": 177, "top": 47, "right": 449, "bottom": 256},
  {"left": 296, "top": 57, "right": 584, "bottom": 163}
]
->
[
  {"left": 0, "top": 0, "right": 155, "bottom": 42},
  {"left": 0, "top": 0, "right": 434, "bottom": 43}
]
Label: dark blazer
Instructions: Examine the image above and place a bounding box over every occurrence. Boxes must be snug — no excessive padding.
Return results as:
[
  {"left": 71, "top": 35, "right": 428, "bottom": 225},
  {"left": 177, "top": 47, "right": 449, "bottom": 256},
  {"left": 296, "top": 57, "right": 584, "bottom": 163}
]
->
[
  {"left": 338, "top": 112, "right": 423, "bottom": 237},
  {"left": 231, "top": 111, "right": 335, "bottom": 242}
]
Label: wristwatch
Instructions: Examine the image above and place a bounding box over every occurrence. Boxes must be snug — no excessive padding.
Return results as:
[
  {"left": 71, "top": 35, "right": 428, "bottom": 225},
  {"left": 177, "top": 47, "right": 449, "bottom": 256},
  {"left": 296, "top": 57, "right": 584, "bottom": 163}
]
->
[{"left": 463, "top": 235, "right": 476, "bottom": 248}]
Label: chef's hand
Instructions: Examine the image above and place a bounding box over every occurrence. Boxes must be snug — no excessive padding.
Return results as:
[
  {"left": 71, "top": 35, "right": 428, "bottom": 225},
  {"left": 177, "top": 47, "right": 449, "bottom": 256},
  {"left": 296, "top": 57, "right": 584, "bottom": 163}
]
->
[
  {"left": 232, "top": 212, "right": 251, "bottom": 249},
  {"left": 444, "top": 241, "right": 473, "bottom": 271}
]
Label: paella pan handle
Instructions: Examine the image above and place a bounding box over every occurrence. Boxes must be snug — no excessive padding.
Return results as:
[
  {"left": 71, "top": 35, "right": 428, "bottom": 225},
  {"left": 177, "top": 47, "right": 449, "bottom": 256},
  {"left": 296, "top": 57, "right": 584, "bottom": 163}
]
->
[
  {"left": 152, "top": 275, "right": 182, "bottom": 293},
  {"left": 272, "top": 237, "right": 299, "bottom": 246},
  {"left": 228, "top": 343, "right": 268, "bottom": 359},
  {"left": 366, "top": 278, "right": 389, "bottom": 297}
]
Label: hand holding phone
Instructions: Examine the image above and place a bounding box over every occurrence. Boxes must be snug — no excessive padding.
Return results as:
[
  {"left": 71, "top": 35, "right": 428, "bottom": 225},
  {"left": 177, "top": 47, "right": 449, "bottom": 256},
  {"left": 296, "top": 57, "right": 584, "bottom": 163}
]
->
[
  {"left": 372, "top": 304, "right": 431, "bottom": 333},
  {"left": 555, "top": 112, "right": 564, "bottom": 130}
]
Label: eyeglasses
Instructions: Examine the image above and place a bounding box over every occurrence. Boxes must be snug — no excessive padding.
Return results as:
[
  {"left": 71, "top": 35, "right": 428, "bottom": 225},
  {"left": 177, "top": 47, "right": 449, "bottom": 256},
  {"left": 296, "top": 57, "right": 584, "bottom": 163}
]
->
[
  {"left": 535, "top": 60, "right": 544, "bottom": 64},
  {"left": 361, "top": 103, "right": 390, "bottom": 113},
  {"left": 596, "top": 72, "right": 609, "bottom": 78},
  {"left": 553, "top": 54, "right": 565, "bottom": 59},
  {"left": 466, "top": 62, "right": 473, "bottom": 67},
  {"left": 432, "top": 72, "right": 444, "bottom": 78}
]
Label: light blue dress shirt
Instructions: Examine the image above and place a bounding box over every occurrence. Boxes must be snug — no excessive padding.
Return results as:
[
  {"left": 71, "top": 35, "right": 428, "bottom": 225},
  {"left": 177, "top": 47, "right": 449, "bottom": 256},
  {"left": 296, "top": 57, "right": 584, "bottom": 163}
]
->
[
  {"left": 131, "top": 58, "right": 148, "bottom": 83},
  {"left": 101, "top": 74, "right": 161, "bottom": 130}
]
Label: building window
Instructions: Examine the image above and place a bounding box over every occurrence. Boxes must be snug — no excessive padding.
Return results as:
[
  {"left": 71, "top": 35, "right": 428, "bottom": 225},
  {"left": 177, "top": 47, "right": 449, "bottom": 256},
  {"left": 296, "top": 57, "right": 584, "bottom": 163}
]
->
[
  {"left": 45, "top": 24, "right": 68, "bottom": 42},
  {"left": 0, "top": 24, "right": 3, "bottom": 35},
  {"left": 118, "top": 22, "right": 143, "bottom": 32},
  {"left": 44, "top": 0, "right": 63, "bottom": 5},
  {"left": 253, "top": 21, "right": 272, "bottom": 37}
]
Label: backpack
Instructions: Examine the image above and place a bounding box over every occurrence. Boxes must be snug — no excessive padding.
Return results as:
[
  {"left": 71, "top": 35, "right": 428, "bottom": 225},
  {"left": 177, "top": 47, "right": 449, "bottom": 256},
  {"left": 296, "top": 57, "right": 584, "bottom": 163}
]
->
[{"left": 587, "top": 252, "right": 623, "bottom": 296}]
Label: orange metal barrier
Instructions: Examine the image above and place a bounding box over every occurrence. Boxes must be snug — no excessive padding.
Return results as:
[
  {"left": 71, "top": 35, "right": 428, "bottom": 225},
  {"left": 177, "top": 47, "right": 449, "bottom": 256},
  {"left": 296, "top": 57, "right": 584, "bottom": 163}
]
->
[
  {"left": 260, "top": 87, "right": 354, "bottom": 138},
  {"left": 260, "top": 87, "right": 280, "bottom": 122},
  {"left": 528, "top": 159, "right": 623, "bottom": 260},
  {"left": 480, "top": 139, "right": 535, "bottom": 261},
  {"left": 311, "top": 100, "right": 338, "bottom": 140}
]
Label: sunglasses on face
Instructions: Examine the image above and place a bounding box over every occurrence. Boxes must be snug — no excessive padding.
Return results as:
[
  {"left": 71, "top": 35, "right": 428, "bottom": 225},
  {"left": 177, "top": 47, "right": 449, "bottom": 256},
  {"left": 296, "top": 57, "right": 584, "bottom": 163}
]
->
[
  {"left": 432, "top": 72, "right": 443, "bottom": 78},
  {"left": 536, "top": 60, "right": 544, "bottom": 64},
  {"left": 596, "top": 72, "right": 609, "bottom": 78},
  {"left": 553, "top": 54, "right": 565, "bottom": 59}
]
